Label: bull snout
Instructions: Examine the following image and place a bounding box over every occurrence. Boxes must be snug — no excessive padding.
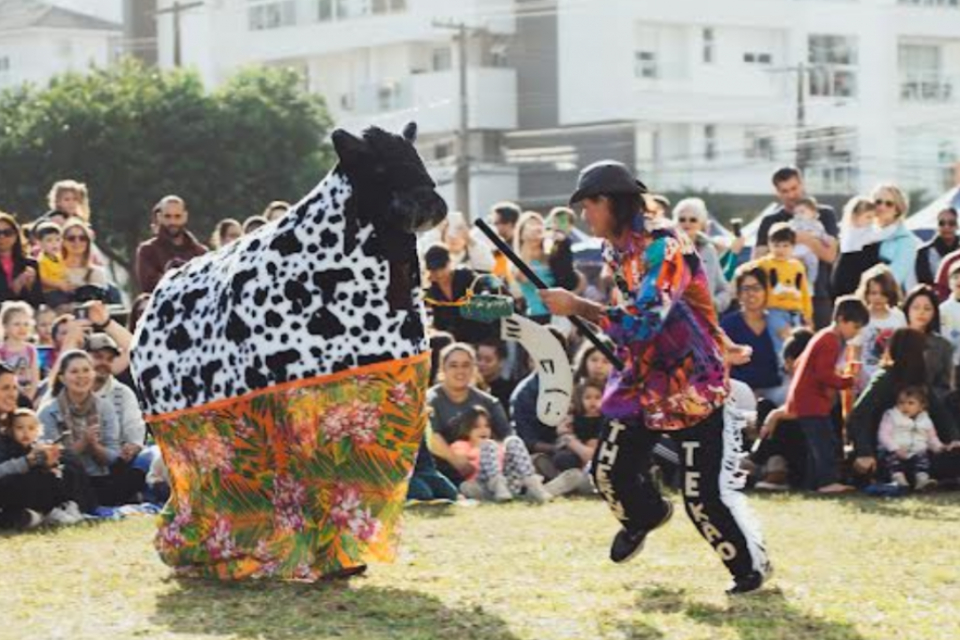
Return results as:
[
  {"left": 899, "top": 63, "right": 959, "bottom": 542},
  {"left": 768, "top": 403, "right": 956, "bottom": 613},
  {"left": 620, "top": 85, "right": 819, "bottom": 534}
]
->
[{"left": 393, "top": 187, "right": 449, "bottom": 234}]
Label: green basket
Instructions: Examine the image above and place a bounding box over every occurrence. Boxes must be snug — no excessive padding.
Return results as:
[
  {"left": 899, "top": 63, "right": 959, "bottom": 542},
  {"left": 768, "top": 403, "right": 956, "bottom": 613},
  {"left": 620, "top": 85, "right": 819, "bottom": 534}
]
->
[{"left": 460, "top": 275, "right": 513, "bottom": 323}]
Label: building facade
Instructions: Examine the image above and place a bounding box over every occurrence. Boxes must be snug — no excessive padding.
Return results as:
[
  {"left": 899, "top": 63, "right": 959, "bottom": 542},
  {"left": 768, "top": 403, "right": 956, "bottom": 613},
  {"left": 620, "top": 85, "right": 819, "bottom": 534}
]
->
[{"left": 160, "top": 0, "right": 960, "bottom": 214}]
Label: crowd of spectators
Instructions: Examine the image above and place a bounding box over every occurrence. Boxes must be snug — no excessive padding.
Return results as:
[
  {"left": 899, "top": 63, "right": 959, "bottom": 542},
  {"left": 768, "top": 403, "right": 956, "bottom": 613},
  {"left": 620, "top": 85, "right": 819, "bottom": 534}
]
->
[{"left": 2, "top": 165, "right": 959, "bottom": 530}]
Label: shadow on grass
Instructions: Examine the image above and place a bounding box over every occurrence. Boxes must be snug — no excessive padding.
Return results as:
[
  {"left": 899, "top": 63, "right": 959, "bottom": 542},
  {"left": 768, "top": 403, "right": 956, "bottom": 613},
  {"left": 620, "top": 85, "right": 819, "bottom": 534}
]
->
[
  {"left": 621, "top": 585, "right": 867, "bottom": 640},
  {"left": 152, "top": 577, "right": 521, "bottom": 640},
  {"left": 833, "top": 493, "right": 960, "bottom": 522}
]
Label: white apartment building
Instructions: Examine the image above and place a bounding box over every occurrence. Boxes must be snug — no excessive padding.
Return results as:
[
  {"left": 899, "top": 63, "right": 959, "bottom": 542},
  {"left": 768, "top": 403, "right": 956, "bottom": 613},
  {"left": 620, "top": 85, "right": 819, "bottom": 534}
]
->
[
  {"left": 0, "top": 0, "right": 122, "bottom": 91},
  {"left": 160, "top": 0, "right": 960, "bottom": 212}
]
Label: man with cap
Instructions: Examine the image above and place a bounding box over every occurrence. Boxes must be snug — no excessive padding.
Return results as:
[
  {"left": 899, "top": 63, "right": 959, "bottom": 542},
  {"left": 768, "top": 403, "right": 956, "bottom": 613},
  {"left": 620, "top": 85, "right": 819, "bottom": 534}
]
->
[
  {"left": 89, "top": 333, "right": 148, "bottom": 497},
  {"left": 541, "top": 161, "right": 771, "bottom": 595},
  {"left": 424, "top": 244, "right": 499, "bottom": 345}
]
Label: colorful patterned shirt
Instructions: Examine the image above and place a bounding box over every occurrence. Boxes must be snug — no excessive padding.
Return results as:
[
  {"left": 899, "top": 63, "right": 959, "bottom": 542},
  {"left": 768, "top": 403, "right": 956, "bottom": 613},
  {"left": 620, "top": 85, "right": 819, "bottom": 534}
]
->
[{"left": 598, "top": 217, "right": 727, "bottom": 431}]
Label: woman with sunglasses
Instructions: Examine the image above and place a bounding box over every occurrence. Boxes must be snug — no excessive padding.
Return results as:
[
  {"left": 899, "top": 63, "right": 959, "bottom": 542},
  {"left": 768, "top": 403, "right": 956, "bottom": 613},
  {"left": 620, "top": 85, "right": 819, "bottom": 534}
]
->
[
  {"left": 0, "top": 212, "right": 43, "bottom": 307},
  {"left": 673, "top": 198, "right": 731, "bottom": 314},
  {"left": 916, "top": 207, "right": 959, "bottom": 289},
  {"left": 61, "top": 220, "right": 108, "bottom": 297},
  {"left": 872, "top": 183, "right": 919, "bottom": 293}
]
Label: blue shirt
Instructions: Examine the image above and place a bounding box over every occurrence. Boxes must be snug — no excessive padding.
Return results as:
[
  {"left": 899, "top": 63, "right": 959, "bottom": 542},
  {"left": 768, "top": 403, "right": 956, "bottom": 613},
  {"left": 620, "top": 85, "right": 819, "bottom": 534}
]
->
[
  {"left": 720, "top": 312, "right": 782, "bottom": 389},
  {"left": 519, "top": 260, "right": 555, "bottom": 317}
]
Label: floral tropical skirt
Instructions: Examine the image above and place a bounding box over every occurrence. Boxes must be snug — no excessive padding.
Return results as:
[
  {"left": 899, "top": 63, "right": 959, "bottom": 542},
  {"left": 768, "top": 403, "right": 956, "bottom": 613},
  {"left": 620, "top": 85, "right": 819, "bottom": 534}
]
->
[{"left": 148, "top": 353, "right": 430, "bottom": 581}]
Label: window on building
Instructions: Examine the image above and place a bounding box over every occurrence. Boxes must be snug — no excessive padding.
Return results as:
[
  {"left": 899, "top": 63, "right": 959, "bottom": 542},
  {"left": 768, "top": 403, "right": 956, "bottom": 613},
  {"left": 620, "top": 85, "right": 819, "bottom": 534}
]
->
[
  {"left": 808, "top": 34, "right": 859, "bottom": 98},
  {"left": 432, "top": 47, "right": 452, "bottom": 72},
  {"left": 635, "top": 51, "right": 658, "bottom": 79},
  {"left": 248, "top": 0, "right": 296, "bottom": 30},
  {"left": 0, "top": 56, "right": 10, "bottom": 73},
  {"left": 702, "top": 28, "right": 715, "bottom": 64},
  {"left": 746, "top": 130, "right": 775, "bottom": 160},
  {"left": 435, "top": 142, "right": 454, "bottom": 160},
  {"left": 318, "top": 0, "right": 335, "bottom": 21},
  {"left": 899, "top": 43, "right": 949, "bottom": 101},
  {"left": 898, "top": 0, "right": 959, "bottom": 7},
  {"left": 704, "top": 124, "right": 717, "bottom": 161},
  {"left": 743, "top": 52, "right": 772, "bottom": 65},
  {"left": 802, "top": 126, "right": 858, "bottom": 193}
]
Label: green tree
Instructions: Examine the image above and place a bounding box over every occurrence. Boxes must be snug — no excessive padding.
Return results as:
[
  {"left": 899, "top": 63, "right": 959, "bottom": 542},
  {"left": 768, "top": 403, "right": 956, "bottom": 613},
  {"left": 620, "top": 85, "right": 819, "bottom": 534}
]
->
[{"left": 0, "top": 59, "right": 334, "bottom": 286}]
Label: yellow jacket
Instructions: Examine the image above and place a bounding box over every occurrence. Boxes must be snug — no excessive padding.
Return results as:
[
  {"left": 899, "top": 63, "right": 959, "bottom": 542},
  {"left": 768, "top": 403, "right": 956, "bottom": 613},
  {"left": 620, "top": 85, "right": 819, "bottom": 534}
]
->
[{"left": 755, "top": 255, "right": 812, "bottom": 322}]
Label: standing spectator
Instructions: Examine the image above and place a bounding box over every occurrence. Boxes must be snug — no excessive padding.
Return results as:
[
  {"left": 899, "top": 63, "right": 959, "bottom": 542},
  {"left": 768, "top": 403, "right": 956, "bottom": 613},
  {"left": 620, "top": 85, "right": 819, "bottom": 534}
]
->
[
  {"left": 544, "top": 207, "right": 580, "bottom": 292},
  {"left": 916, "top": 207, "right": 959, "bottom": 287},
  {"left": 46, "top": 179, "right": 90, "bottom": 224},
  {"left": 674, "top": 197, "right": 731, "bottom": 314},
  {"left": 60, "top": 220, "right": 108, "bottom": 295},
  {"left": 210, "top": 219, "right": 242, "bottom": 250},
  {"left": 489, "top": 202, "right": 521, "bottom": 282},
  {"left": 902, "top": 285, "right": 953, "bottom": 400},
  {"left": 939, "top": 261, "right": 960, "bottom": 382},
  {"left": 753, "top": 223, "right": 812, "bottom": 340},
  {"left": 476, "top": 339, "right": 517, "bottom": 417},
  {"left": 789, "top": 197, "right": 829, "bottom": 290},
  {"left": 135, "top": 195, "right": 208, "bottom": 294},
  {"left": 0, "top": 302, "right": 39, "bottom": 403},
  {"left": 832, "top": 196, "right": 881, "bottom": 298},
  {"left": 782, "top": 297, "right": 869, "bottom": 493},
  {"left": 128, "top": 293, "right": 152, "bottom": 334},
  {"left": 89, "top": 333, "right": 147, "bottom": 498},
  {"left": 0, "top": 213, "right": 43, "bottom": 307},
  {"left": 847, "top": 328, "right": 960, "bottom": 482},
  {"left": 720, "top": 267, "right": 785, "bottom": 404},
  {"left": 872, "top": 183, "right": 919, "bottom": 292},
  {"left": 34, "top": 222, "right": 71, "bottom": 309},
  {"left": 423, "top": 244, "right": 497, "bottom": 345},
  {"left": 754, "top": 167, "right": 839, "bottom": 329},
  {"left": 852, "top": 265, "right": 906, "bottom": 388},
  {"left": 440, "top": 211, "right": 495, "bottom": 273},
  {"left": 513, "top": 212, "right": 557, "bottom": 324},
  {"left": 242, "top": 216, "right": 268, "bottom": 235},
  {"left": 262, "top": 200, "right": 290, "bottom": 223},
  {"left": 644, "top": 194, "right": 672, "bottom": 222}
]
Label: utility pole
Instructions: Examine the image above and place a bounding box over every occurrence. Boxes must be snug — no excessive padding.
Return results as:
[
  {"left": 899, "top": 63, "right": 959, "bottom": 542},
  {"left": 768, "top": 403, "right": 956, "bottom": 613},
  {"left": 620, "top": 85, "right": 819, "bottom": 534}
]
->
[
  {"left": 155, "top": 1, "right": 204, "bottom": 68},
  {"left": 433, "top": 20, "right": 486, "bottom": 219},
  {"left": 795, "top": 62, "right": 808, "bottom": 173}
]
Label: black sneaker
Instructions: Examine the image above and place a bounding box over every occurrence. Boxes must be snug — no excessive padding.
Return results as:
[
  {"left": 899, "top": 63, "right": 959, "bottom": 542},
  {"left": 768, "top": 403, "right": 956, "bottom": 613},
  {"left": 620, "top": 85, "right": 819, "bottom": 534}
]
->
[
  {"left": 726, "top": 562, "right": 774, "bottom": 596},
  {"left": 609, "top": 500, "right": 673, "bottom": 564}
]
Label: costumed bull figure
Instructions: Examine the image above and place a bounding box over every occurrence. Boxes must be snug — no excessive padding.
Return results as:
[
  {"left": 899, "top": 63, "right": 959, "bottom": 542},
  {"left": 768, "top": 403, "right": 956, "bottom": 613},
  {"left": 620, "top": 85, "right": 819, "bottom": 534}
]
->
[{"left": 131, "top": 123, "right": 448, "bottom": 581}]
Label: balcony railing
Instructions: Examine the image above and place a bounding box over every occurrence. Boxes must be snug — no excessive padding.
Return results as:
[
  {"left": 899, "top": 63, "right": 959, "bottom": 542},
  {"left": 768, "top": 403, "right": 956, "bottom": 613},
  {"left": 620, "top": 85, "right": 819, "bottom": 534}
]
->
[
  {"left": 248, "top": 0, "right": 407, "bottom": 32},
  {"left": 900, "top": 71, "right": 956, "bottom": 103}
]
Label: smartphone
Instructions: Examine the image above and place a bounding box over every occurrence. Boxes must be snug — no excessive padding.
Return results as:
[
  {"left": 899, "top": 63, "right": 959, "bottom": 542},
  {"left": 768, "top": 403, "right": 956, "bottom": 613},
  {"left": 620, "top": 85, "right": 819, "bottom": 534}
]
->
[
  {"left": 36, "top": 346, "right": 53, "bottom": 376},
  {"left": 731, "top": 218, "right": 743, "bottom": 238},
  {"left": 74, "top": 306, "right": 89, "bottom": 321}
]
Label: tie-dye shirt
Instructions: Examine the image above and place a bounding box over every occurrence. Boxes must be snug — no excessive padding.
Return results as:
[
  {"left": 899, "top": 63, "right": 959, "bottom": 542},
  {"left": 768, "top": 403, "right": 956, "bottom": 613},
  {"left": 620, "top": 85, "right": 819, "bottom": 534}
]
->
[{"left": 598, "top": 217, "right": 728, "bottom": 431}]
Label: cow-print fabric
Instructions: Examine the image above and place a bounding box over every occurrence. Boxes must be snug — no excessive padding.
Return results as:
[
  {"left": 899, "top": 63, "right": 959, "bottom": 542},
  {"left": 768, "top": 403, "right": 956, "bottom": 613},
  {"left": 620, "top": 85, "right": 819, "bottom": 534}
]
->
[{"left": 131, "top": 169, "right": 428, "bottom": 418}]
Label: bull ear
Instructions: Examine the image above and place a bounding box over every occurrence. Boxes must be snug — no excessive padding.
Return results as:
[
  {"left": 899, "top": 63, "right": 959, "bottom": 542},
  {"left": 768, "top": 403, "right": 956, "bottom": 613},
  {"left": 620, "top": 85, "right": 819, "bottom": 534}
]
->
[
  {"left": 402, "top": 122, "right": 418, "bottom": 144},
  {"left": 332, "top": 129, "right": 368, "bottom": 163}
]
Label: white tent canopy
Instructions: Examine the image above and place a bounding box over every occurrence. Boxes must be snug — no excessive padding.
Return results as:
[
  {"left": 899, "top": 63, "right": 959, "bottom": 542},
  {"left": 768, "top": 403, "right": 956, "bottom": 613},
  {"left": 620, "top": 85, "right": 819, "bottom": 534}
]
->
[{"left": 906, "top": 187, "right": 960, "bottom": 233}]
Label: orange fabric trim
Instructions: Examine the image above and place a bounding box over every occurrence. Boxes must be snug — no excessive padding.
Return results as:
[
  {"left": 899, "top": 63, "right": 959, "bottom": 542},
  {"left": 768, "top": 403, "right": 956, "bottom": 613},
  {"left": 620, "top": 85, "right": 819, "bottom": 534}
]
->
[{"left": 145, "top": 351, "right": 432, "bottom": 424}]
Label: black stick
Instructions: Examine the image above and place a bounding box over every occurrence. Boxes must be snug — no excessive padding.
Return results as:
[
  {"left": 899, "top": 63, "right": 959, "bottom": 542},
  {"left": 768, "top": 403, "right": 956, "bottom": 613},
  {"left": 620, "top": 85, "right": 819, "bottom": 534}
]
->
[{"left": 474, "top": 219, "right": 625, "bottom": 371}]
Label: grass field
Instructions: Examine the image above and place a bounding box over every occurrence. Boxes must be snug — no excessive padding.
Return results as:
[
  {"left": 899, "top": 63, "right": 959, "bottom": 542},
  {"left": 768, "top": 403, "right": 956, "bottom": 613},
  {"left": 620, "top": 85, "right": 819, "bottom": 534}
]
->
[{"left": 1, "top": 492, "right": 958, "bottom": 640}]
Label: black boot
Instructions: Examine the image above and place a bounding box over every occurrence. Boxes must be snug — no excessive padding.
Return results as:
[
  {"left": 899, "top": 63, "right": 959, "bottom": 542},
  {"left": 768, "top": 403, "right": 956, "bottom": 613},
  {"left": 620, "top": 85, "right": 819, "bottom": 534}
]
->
[
  {"left": 609, "top": 499, "right": 673, "bottom": 564},
  {"left": 726, "top": 562, "right": 774, "bottom": 596}
]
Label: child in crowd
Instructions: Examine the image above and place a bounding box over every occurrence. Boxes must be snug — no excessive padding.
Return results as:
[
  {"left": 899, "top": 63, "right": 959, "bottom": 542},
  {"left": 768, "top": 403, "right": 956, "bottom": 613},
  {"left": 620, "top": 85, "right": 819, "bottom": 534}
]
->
[
  {"left": 0, "top": 302, "right": 39, "bottom": 402},
  {"left": 851, "top": 265, "right": 905, "bottom": 389},
  {"left": 573, "top": 342, "right": 613, "bottom": 386},
  {"left": 878, "top": 387, "right": 943, "bottom": 491},
  {"left": 832, "top": 197, "right": 880, "bottom": 298},
  {"left": 781, "top": 297, "right": 869, "bottom": 493},
  {"left": 939, "top": 261, "right": 960, "bottom": 383},
  {"left": 0, "top": 409, "right": 84, "bottom": 526},
  {"left": 407, "top": 432, "right": 460, "bottom": 503},
  {"left": 754, "top": 223, "right": 812, "bottom": 340},
  {"left": 790, "top": 197, "right": 829, "bottom": 293},
  {"left": 34, "top": 222, "right": 72, "bottom": 310},
  {"left": 449, "top": 406, "right": 552, "bottom": 503},
  {"left": 564, "top": 381, "right": 603, "bottom": 468}
]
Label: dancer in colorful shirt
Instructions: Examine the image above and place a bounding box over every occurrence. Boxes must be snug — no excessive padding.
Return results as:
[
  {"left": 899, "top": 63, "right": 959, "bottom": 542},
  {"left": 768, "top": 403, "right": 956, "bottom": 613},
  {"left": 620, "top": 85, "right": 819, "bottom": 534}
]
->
[{"left": 541, "top": 161, "right": 771, "bottom": 595}]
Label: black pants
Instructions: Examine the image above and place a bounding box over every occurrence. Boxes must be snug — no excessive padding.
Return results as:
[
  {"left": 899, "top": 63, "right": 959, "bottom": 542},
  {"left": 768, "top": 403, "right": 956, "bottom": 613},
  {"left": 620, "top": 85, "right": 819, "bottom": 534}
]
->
[
  {"left": 592, "top": 408, "right": 768, "bottom": 579},
  {"left": 90, "top": 460, "right": 146, "bottom": 507},
  {"left": 0, "top": 459, "right": 94, "bottom": 527}
]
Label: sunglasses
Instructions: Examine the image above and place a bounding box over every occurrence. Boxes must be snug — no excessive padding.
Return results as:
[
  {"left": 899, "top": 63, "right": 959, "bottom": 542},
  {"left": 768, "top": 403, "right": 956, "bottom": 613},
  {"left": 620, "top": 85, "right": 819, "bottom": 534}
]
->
[
  {"left": 678, "top": 217, "right": 700, "bottom": 224},
  {"left": 64, "top": 234, "right": 89, "bottom": 243},
  {"left": 739, "top": 284, "right": 765, "bottom": 294},
  {"left": 0, "top": 228, "right": 17, "bottom": 238},
  {"left": 874, "top": 199, "right": 897, "bottom": 208},
  {"left": 939, "top": 219, "right": 958, "bottom": 228}
]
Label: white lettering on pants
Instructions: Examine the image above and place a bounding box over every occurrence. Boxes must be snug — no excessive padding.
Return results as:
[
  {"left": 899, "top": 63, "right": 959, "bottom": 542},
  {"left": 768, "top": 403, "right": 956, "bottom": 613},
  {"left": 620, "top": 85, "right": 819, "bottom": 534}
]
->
[
  {"left": 594, "top": 421, "right": 628, "bottom": 522},
  {"left": 682, "top": 440, "right": 737, "bottom": 562}
]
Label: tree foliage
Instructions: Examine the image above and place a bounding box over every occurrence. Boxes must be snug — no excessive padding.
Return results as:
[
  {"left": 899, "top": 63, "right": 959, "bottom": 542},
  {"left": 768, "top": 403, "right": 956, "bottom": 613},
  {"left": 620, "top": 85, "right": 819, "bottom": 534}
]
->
[{"left": 0, "top": 59, "right": 334, "bottom": 271}]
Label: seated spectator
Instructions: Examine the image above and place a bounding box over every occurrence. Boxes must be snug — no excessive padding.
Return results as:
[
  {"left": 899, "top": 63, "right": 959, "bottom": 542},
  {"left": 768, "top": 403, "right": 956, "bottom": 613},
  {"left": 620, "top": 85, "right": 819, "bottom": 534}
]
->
[
  {"left": 674, "top": 197, "right": 731, "bottom": 315},
  {"left": 35, "top": 305, "right": 56, "bottom": 379},
  {"left": 135, "top": 195, "right": 208, "bottom": 294},
  {"left": 916, "top": 207, "right": 959, "bottom": 287},
  {"left": 406, "top": 432, "right": 459, "bottom": 503},
  {"left": 38, "top": 351, "right": 134, "bottom": 507},
  {"left": 34, "top": 222, "right": 71, "bottom": 309},
  {"left": 210, "top": 219, "right": 242, "bottom": 250},
  {"left": 572, "top": 341, "right": 613, "bottom": 387},
  {"left": 878, "top": 386, "right": 943, "bottom": 490},
  {"left": 427, "top": 343, "right": 510, "bottom": 485},
  {"left": 242, "top": 215, "right": 268, "bottom": 235},
  {"left": 902, "top": 285, "right": 953, "bottom": 400},
  {"left": 476, "top": 339, "right": 517, "bottom": 417},
  {"left": 851, "top": 265, "right": 905, "bottom": 389},
  {"left": 61, "top": 220, "right": 109, "bottom": 297},
  {"left": 940, "top": 262, "right": 960, "bottom": 382},
  {"left": 777, "top": 296, "right": 869, "bottom": 493},
  {"left": 847, "top": 328, "right": 960, "bottom": 483},
  {"left": 262, "top": 200, "right": 291, "bottom": 223},
  {"left": 89, "top": 333, "right": 146, "bottom": 496},
  {"left": 424, "top": 244, "right": 498, "bottom": 345},
  {"left": 752, "top": 222, "right": 812, "bottom": 340},
  {"left": 832, "top": 196, "right": 881, "bottom": 298},
  {"left": 1, "top": 302, "right": 39, "bottom": 403},
  {"left": 440, "top": 211, "right": 495, "bottom": 273},
  {"left": 721, "top": 266, "right": 785, "bottom": 405},
  {"left": 873, "top": 182, "right": 919, "bottom": 292},
  {"left": 451, "top": 406, "right": 552, "bottom": 503},
  {"left": 565, "top": 380, "right": 603, "bottom": 469},
  {"left": 0, "top": 213, "right": 43, "bottom": 307}
]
